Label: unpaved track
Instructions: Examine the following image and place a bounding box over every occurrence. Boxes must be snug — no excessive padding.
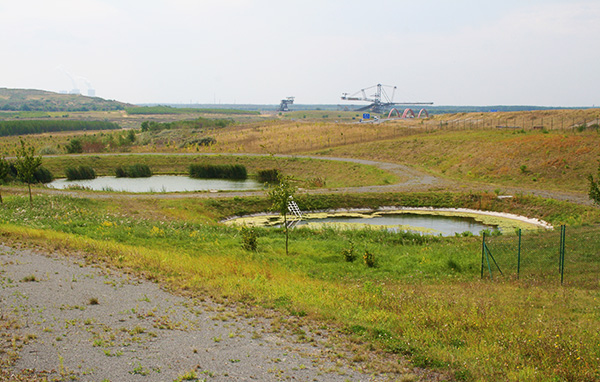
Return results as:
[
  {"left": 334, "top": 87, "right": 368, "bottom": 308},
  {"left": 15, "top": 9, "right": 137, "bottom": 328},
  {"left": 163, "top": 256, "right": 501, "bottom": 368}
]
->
[{"left": 1, "top": 245, "right": 435, "bottom": 381}]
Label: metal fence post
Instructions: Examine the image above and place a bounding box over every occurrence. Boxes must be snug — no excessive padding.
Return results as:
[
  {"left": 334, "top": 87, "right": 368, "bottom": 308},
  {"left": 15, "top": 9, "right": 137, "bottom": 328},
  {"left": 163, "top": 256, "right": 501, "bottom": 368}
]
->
[
  {"left": 517, "top": 228, "right": 522, "bottom": 279},
  {"left": 560, "top": 225, "right": 566, "bottom": 285},
  {"left": 481, "top": 232, "right": 485, "bottom": 279}
]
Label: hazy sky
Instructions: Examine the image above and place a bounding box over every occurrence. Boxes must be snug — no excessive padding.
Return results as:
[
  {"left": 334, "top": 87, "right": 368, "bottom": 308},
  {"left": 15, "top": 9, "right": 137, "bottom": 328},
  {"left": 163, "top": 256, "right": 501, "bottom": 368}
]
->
[{"left": 2, "top": 0, "right": 599, "bottom": 106}]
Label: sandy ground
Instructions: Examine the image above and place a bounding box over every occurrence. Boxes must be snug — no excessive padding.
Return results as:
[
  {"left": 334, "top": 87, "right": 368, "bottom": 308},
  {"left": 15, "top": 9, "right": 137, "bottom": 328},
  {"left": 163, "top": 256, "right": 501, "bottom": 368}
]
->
[{"left": 0, "top": 244, "right": 434, "bottom": 382}]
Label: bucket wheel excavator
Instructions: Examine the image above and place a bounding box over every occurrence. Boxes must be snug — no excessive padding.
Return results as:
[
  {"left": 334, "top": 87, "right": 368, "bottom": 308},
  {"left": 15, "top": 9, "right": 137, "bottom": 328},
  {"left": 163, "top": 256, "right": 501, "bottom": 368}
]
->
[{"left": 341, "top": 84, "right": 432, "bottom": 114}]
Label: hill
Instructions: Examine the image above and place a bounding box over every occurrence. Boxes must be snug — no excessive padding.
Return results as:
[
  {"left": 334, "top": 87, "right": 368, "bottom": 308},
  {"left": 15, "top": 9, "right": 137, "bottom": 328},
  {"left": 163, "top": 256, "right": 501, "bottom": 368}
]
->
[{"left": 0, "top": 88, "right": 132, "bottom": 112}]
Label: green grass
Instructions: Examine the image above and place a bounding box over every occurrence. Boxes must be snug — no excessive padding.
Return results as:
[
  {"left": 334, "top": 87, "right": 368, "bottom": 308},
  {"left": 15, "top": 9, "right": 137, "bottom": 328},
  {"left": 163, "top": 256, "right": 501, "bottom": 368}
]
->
[
  {"left": 40, "top": 154, "right": 398, "bottom": 188},
  {"left": 0, "top": 194, "right": 598, "bottom": 381}
]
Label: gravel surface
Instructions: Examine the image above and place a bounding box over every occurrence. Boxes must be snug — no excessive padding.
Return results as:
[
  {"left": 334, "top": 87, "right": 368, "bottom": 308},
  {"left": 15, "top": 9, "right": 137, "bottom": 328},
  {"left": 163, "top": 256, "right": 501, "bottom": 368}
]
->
[{"left": 0, "top": 244, "right": 426, "bottom": 382}]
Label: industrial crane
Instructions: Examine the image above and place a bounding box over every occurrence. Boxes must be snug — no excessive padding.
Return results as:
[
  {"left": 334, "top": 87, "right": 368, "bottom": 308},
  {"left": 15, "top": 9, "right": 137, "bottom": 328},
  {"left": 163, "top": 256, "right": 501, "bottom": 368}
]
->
[
  {"left": 341, "top": 84, "right": 432, "bottom": 114},
  {"left": 277, "top": 97, "right": 295, "bottom": 112}
]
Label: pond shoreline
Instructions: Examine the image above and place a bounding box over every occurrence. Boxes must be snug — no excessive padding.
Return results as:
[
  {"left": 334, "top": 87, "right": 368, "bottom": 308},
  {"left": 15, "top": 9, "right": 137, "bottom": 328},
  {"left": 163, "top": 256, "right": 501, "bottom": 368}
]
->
[{"left": 223, "top": 206, "right": 554, "bottom": 233}]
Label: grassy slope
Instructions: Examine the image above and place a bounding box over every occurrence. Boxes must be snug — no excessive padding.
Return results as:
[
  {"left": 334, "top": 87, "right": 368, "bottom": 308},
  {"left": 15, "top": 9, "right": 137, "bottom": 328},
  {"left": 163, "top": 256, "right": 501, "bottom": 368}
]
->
[
  {"left": 0, "top": 194, "right": 599, "bottom": 382},
  {"left": 316, "top": 128, "right": 600, "bottom": 192}
]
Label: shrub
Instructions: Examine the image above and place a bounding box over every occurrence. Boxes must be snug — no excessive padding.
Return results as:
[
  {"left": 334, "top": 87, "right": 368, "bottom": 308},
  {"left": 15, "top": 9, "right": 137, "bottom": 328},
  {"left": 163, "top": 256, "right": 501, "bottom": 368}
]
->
[
  {"left": 65, "top": 138, "right": 83, "bottom": 154},
  {"left": 115, "top": 166, "right": 127, "bottom": 178},
  {"left": 115, "top": 164, "right": 152, "bottom": 178},
  {"left": 33, "top": 166, "right": 53, "bottom": 184},
  {"left": 65, "top": 165, "right": 96, "bottom": 180},
  {"left": 241, "top": 226, "right": 258, "bottom": 251},
  {"left": 341, "top": 241, "right": 356, "bottom": 262},
  {"left": 257, "top": 169, "right": 280, "bottom": 183},
  {"left": 39, "top": 146, "right": 59, "bottom": 155},
  {"left": 189, "top": 164, "right": 247, "bottom": 180},
  {"left": 129, "top": 164, "right": 152, "bottom": 178},
  {"left": 364, "top": 250, "right": 376, "bottom": 268}
]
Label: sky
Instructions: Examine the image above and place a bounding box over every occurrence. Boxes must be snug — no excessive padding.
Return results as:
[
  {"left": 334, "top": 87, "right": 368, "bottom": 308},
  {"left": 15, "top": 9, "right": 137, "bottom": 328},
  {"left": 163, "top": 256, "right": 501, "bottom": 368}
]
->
[{"left": 1, "top": 0, "right": 599, "bottom": 106}]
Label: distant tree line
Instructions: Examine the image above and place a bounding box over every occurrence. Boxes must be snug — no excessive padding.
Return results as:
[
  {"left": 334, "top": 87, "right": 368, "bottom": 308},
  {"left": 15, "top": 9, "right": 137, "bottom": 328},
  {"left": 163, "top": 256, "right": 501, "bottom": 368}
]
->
[
  {"left": 140, "top": 117, "right": 233, "bottom": 132},
  {"left": 0, "top": 120, "right": 121, "bottom": 137},
  {"left": 0, "top": 100, "right": 125, "bottom": 112},
  {"left": 126, "top": 106, "right": 259, "bottom": 115}
]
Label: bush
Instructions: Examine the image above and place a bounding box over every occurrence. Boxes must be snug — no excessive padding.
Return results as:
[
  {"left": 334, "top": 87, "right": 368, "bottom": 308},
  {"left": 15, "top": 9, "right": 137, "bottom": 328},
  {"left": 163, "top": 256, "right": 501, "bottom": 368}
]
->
[
  {"left": 115, "top": 164, "right": 152, "bottom": 178},
  {"left": 257, "top": 169, "right": 280, "bottom": 183},
  {"left": 189, "top": 164, "right": 247, "bottom": 180},
  {"left": 241, "top": 226, "right": 258, "bottom": 251},
  {"left": 65, "top": 165, "right": 96, "bottom": 180},
  {"left": 341, "top": 241, "right": 356, "bottom": 262},
  {"left": 33, "top": 166, "right": 53, "bottom": 184},
  {"left": 363, "top": 249, "right": 376, "bottom": 268},
  {"left": 65, "top": 138, "right": 83, "bottom": 154}
]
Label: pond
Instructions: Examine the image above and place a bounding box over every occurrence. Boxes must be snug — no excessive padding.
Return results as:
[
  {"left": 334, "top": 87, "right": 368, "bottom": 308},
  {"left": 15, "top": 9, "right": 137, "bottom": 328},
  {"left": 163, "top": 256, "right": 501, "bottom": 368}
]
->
[
  {"left": 47, "top": 176, "right": 263, "bottom": 193},
  {"left": 226, "top": 208, "right": 550, "bottom": 237},
  {"left": 293, "top": 213, "right": 499, "bottom": 236}
]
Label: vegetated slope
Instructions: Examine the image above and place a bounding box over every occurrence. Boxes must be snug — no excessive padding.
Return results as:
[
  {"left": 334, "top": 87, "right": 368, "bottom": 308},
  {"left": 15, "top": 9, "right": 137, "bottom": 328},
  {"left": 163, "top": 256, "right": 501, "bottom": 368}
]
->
[
  {"left": 0, "top": 88, "right": 131, "bottom": 111},
  {"left": 317, "top": 128, "right": 600, "bottom": 193},
  {"left": 1, "top": 194, "right": 599, "bottom": 382},
  {"left": 156, "top": 109, "right": 598, "bottom": 194}
]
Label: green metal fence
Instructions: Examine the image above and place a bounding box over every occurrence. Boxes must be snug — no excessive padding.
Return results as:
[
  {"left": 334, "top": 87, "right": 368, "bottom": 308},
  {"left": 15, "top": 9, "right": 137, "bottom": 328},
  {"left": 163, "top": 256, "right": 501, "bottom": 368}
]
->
[{"left": 481, "top": 225, "right": 571, "bottom": 284}]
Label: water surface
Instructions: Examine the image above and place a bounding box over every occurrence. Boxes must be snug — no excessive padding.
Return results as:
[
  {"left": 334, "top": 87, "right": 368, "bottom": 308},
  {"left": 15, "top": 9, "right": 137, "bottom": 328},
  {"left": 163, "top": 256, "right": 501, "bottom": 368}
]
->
[
  {"left": 295, "top": 213, "right": 499, "bottom": 236},
  {"left": 48, "top": 175, "right": 262, "bottom": 193}
]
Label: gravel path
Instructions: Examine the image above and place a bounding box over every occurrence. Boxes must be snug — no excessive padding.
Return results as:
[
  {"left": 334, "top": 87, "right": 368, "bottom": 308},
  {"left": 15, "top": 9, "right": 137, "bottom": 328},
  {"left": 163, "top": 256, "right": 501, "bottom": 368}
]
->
[{"left": 0, "top": 245, "right": 428, "bottom": 382}]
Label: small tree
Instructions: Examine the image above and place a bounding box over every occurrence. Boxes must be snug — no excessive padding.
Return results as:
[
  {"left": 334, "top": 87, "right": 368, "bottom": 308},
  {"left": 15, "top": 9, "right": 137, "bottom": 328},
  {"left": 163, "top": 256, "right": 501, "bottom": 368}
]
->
[
  {"left": 65, "top": 138, "right": 83, "bottom": 154},
  {"left": 267, "top": 174, "right": 297, "bottom": 255},
  {"left": 15, "top": 139, "right": 42, "bottom": 205},
  {"left": 589, "top": 162, "right": 600, "bottom": 205},
  {"left": 0, "top": 156, "right": 9, "bottom": 204}
]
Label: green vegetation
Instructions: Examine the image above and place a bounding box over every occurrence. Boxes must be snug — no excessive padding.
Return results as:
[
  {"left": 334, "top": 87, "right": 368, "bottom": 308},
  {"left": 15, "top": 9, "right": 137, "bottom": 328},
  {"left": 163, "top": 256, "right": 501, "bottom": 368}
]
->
[
  {"left": 0, "top": 120, "right": 120, "bottom": 137},
  {"left": 15, "top": 139, "right": 43, "bottom": 204},
  {"left": 0, "top": 193, "right": 598, "bottom": 381},
  {"left": 188, "top": 163, "right": 247, "bottom": 180},
  {"left": 1, "top": 106, "right": 599, "bottom": 381},
  {"left": 267, "top": 175, "right": 297, "bottom": 255},
  {"left": 257, "top": 168, "right": 280, "bottom": 183},
  {"left": 241, "top": 226, "right": 258, "bottom": 251},
  {"left": 140, "top": 117, "right": 233, "bottom": 132},
  {"left": 589, "top": 161, "right": 600, "bottom": 204},
  {"left": 126, "top": 105, "right": 259, "bottom": 115},
  {"left": 115, "top": 164, "right": 152, "bottom": 178},
  {"left": 65, "top": 165, "right": 96, "bottom": 180},
  {"left": 0, "top": 156, "right": 8, "bottom": 203},
  {"left": 40, "top": 154, "right": 395, "bottom": 189}
]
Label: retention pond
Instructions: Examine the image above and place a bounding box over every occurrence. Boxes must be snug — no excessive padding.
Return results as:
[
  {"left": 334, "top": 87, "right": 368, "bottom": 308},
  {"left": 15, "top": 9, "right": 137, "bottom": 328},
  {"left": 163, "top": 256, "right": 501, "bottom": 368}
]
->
[
  {"left": 227, "top": 208, "right": 552, "bottom": 237},
  {"left": 47, "top": 176, "right": 263, "bottom": 193}
]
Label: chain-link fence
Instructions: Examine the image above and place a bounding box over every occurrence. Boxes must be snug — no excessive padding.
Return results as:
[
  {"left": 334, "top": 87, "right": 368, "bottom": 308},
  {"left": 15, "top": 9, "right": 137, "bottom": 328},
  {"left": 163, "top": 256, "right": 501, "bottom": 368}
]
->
[{"left": 480, "top": 226, "right": 598, "bottom": 285}]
